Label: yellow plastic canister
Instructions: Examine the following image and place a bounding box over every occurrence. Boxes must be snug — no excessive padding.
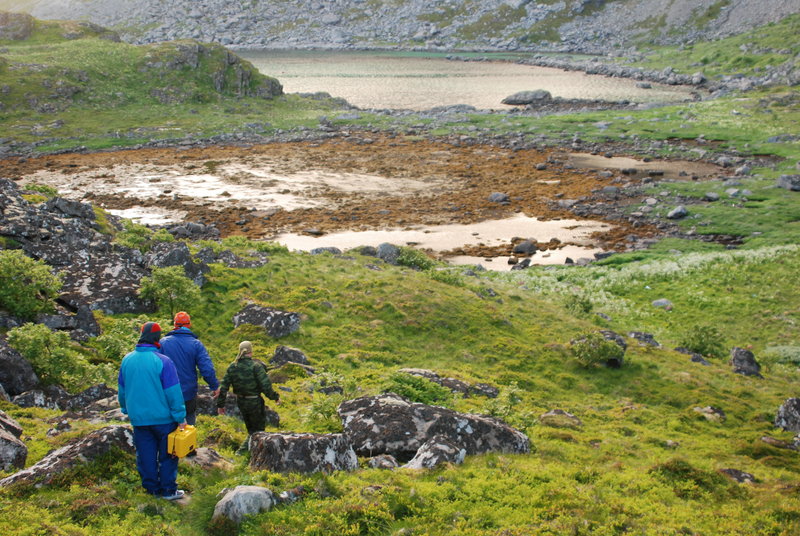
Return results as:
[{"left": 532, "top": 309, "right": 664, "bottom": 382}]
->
[{"left": 167, "top": 425, "right": 197, "bottom": 458}]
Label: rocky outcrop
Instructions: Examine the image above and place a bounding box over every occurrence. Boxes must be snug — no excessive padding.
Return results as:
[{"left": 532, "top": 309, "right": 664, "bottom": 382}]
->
[
  {"left": 213, "top": 485, "right": 277, "bottom": 525},
  {"left": 0, "top": 11, "right": 35, "bottom": 41},
  {"left": 146, "top": 241, "right": 210, "bottom": 286},
  {"left": 775, "top": 398, "right": 800, "bottom": 433},
  {"left": 0, "top": 410, "right": 23, "bottom": 438},
  {"left": 232, "top": 304, "right": 301, "bottom": 338},
  {"left": 777, "top": 175, "right": 800, "bottom": 191},
  {"left": 337, "top": 393, "right": 529, "bottom": 461},
  {"left": 249, "top": 432, "right": 358, "bottom": 474},
  {"left": 0, "top": 338, "right": 39, "bottom": 396},
  {"left": 0, "top": 425, "right": 134, "bottom": 487}
]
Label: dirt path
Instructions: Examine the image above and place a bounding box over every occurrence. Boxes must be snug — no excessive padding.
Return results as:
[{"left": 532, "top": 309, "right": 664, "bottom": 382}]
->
[{"left": 2, "top": 135, "right": 720, "bottom": 258}]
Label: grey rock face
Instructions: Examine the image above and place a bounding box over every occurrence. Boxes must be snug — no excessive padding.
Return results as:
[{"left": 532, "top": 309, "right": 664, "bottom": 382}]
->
[
  {"left": 0, "top": 428, "right": 27, "bottom": 471},
  {"left": 512, "top": 240, "right": 537, "bottom": 255},
  {"left": 270, "top": 345, "right": 310, "bottom": 367},
  {"left": 213, "top": 485, "right": 277, "bottom": 524},
  {"left": 337, "top": 394, "right": 529, "bottom": 461},
  {"left": 628, "top": 331, "right": 660, "bottom": 347},
  {"left": 367, "top": 454, "right": 399, "bottom": 469},
  {"left": 730, "top": 347, "right": 762, "bottom": 378},
  {"left": 667, "top": 205, "right": 688, "bottom": 219},
  {"left": 0, "top": 425, "right": 134, "bottom": 487},
  {"left": 232, "top": 304, "right": 301, "bottom": 338},
  {"left": 775, "top": 398, "right": 800, "bottom": 433},
  {"left": 249, "top": 432, "right": 358, "bottom": 474},
  {"left": 403, "top": 435, "right": 466, "bottom": 469},
  {"left": 0, "top": 338, "right": 39, "bottom": 396}
]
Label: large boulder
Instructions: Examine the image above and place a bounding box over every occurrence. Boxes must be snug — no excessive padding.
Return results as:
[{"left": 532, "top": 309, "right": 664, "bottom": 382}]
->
[
  {"left": 0, "top": 11, "right": 35, "bottom": 41},
  {"left": 0, "top": 338, "right": 39, "bottom": 396},
  {"left": 249, "top": 432, "right": 357, "bottom": 474},
  {"left": 232, "top": 304, "right": 301, "bottom": 338},
  {"left": 213, "top": 485, "right": 277, "bottom": 525},
  {"left": 730, "top": 347, "right": 762, "bottom": 378},
  {"left": 502, "top": 90, "right": 552, "bottom": 105},
  {"left": 64, "top": 384, "right": 117, "bottom": 411},
  {"left": 0, "top": 425, "right": 134, "bottom": 487},
  {"left": 777, "top": 175, "right": 800, "bottom": 191},
  {"left": 403, "top": 435, "right": 466, "bottom": 469},
  {"left": 0, "top": 429, "right": 26, "bottom": 471},
  {"left": 337, "top": 394, "right": 530, "bottom": 461},
  {"left": 775, "top": 398, "right": 800, "bottom": 433}
]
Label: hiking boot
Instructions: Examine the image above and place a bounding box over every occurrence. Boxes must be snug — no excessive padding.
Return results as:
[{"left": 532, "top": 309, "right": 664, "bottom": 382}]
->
[{"left": 162, "top": 490, "right": 186, "bottom": 501}]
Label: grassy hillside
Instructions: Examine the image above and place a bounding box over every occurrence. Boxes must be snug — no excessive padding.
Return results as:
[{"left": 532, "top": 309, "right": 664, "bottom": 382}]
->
[
  {"left": 0, "top": 13, "right": 348, "bottom": 151},
  {"left": 1, "top": 238, "right": 800, "bottom": 535}
]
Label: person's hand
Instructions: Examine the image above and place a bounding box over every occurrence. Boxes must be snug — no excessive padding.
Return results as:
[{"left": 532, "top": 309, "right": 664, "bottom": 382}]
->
[
  {"left": 275, "top": 398, "right": 282, "bottom": 406},
  {"left": 211, "top": 388, "right": 220, "bottom": 399},
  {"left": 217, "top": 408, "right": 226, "bottom": 415},
  {"left": 179, "top": 421, "right": 187, "bottom": 431}
]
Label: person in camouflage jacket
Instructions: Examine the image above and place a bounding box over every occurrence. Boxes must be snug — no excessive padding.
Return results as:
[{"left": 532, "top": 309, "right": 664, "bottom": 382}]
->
[{"left": 216, "top": 341, "right": 280, "bottom": 452}]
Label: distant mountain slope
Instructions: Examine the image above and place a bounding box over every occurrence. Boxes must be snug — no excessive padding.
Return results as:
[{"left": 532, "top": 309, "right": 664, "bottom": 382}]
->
[{"left": 6, "top": 0, "right": 799, "bottom": 52}]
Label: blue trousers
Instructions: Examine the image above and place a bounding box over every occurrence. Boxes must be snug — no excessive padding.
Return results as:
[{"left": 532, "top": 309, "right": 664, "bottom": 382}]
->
[{"left": 133, "top": 423, "right": 179, "bottom": 496}]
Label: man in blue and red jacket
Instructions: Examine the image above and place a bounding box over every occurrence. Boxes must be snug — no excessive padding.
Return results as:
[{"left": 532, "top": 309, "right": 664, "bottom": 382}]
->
[
  {"left": 159, "top": 311, "right": 220, "bottom": 426},
  {"left": 118, "top": 322, "right": 187, "bottom": 501}
]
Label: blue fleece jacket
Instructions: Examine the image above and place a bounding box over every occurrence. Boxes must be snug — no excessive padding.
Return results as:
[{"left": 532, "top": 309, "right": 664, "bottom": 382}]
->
[
  {"left": 118, "top": 344, "right": 186, "bottom": 426},
  {"left": 159, "top": 327, "right": 219, "bottom": 401}
]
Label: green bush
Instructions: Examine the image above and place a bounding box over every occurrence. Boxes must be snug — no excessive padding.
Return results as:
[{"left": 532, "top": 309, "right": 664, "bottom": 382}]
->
[
  {"left": 382, "top": 372, "right": 453, "bottom": 406},
  {"left": 7, "top": 323, "right": 113, "bottom": 389},
  {"left": 138, "top": 266, "right": 200, "bottom": 317},
  {"left": 90, "top": 315, "right": 150, "bottom": 362},
  {"left": 0, "top": 250, "right": 62, "bottom": 319},
  {"left": 678, "top": 324, "right": 725, "bottom": 358},
  {"left": 569, "top": 332, "right": 625, "bottom": 368},
  {"left": 397, "top": 247, "right": 436, "bottom": 271}
]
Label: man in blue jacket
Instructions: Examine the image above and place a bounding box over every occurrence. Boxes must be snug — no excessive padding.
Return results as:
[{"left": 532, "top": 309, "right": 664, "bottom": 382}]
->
[
  {"left": 159, "top": 311, "right": 220, "bottom": 426},
  {"left": 118, "top": 321, "right": 187, "bottom": 500}
]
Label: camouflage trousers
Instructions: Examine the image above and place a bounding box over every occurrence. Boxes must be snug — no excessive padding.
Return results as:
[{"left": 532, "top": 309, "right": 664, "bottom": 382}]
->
[{"left": 237, "top": 397, "right": 267, "bottom": 436}]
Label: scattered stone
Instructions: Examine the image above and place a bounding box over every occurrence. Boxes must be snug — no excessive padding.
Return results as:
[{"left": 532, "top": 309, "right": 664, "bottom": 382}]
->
[
  {"left": 249, "top": 432, "right": 357, "bottom": 474},
  {"left": 310, "top": 247, "right": 341, "bottom": 255},
  {"left": 693, "top": 406, "right": 726, "bottom": 422},
  {"left": 0, "top": 425, "right": 135, "bottom": 487},
  {"left": 488, "top": 192, "right": 510, "bottom": 204},
  {"left": 501, "top": 90, "right": 551, "bottom": 105},
  {"left": 719, "top": 468, "right": 756, "bottom": 484},
  {"left": 212, "top": 485, "right": 277, "bottom": 525},
  {"left": 652, "top": 298, "right": 673, "bottom": 310},
  {"left": 270, "top": 345, "right": 311, "bottom": 366},
  {"left": 512, "top": 240, "right": 537, "bottom": 255},
  {"left": 667, "top": 205, "right": 688, "bottom": 219},
  {"left": 628, "top": 332, "right": 660, "bottom": 347},
  {"left": 704, "top": 192, "right": 720, "bottom": 202},
  {"left": 539, "top": 409, "right": 582, "bottom": 429},
  {"left": 184, "top": 447, "right": 234, "bottom": 471},
  {"left": 730, "top": 347, "right": 762, "bottom": 378},
  {"left": 232, "top": 303, "right": 301, "bottom": 338},
  {"left": 376, "top": 243, "right": 401, "bottom": 265},
  {"left": 674, "top": 347, "right": 711, "bottom": 366},
  {"left": 398, "top": 368, "right": 497, "bottom": 398},
  {"left": 760, "top": 436, "right": 798, "bottom": 450},
  {"left": 777, "top": 175, "right": 800, "bottom": 191}
]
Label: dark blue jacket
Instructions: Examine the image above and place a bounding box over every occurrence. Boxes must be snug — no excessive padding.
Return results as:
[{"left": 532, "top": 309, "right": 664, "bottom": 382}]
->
[{"left": 159, "top": 328, "right": 219, "bottom": 401}]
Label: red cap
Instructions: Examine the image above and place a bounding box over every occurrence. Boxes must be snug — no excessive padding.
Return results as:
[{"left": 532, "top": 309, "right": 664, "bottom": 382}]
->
[{"left": 174, "top": 311, "right": 191, "bottom": 327}]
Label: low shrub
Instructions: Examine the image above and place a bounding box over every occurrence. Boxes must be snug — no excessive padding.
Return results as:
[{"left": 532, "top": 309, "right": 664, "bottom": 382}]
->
[
  {"left": 382, "top": 372, "right": 453, "bottom": 406},
  {"left": 678, "top": 324, "right": 725, "bottom": 358},
  {"left": 569, "top": 332, "right": 625, "bottom": 368},
  {"left": 0, "top": 250, "right": 62, "bottom": 320}
]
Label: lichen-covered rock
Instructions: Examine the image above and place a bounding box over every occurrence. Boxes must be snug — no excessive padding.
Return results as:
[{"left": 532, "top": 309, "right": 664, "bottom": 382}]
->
[
  {"left": 777, "top": 174, "right": 800, "bottom": 191},
  {"left": 0, "top": 425, "right": 134, "bottom": 487},
  {"left": 367, "top": 454, "right": 399, "bottom": 469},
  {"left": 146, "top": 241, "right": 210, "bottom": 286},
  {"left": 0, "top": 338, "right": 39, "bottom": 396},
  {"left": 628, "top": 331, "right": 660, "bottom": 347},
  {"left": 0, "top": 11, "right": 35, "bottom": 41},
  {"left": 338, "top": 394, "right": 529, "bottom": 460},
  {"left": 184, "top": 447, "right": 234, "bottom": 471},
  {"left": 720, "top": 468, "right": 756, "bottom": 484},
  {"left": 397, "top": 368, "right": 498, "bottom": 398},
  {"left": 694, "top": 406, "right": 726, "bottom": 422},
  {"left": 502, "top": 89, "right": 552, "bottom": 105},
  {"left": 213, "top": 485, "right": 277, "bottom": 524},
  {"left": 403, "top": 435, "right": 466, "bottom": 469},
  {"left": 249, "top": 432, "right": 357, "bottom": 474},
  {"left": 775, "top": 398, "right": 800, "bottom": 433},
  {"left": 0, "top": 428, "right": 26, "bottom": 471},
  {"left": 376, "top": 243, "right": 400, "bottom": 265},
  {"left": 64, "top": 384, "right": 117, "bottom": 411},
  {"left": 232, "top": 304, "right": 300, "bottom": 338}
]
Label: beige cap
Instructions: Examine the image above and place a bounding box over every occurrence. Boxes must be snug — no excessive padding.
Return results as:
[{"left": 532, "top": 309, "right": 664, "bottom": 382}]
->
[{"left": 237, "top": 340, "right": 253, "bottom": 360}]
